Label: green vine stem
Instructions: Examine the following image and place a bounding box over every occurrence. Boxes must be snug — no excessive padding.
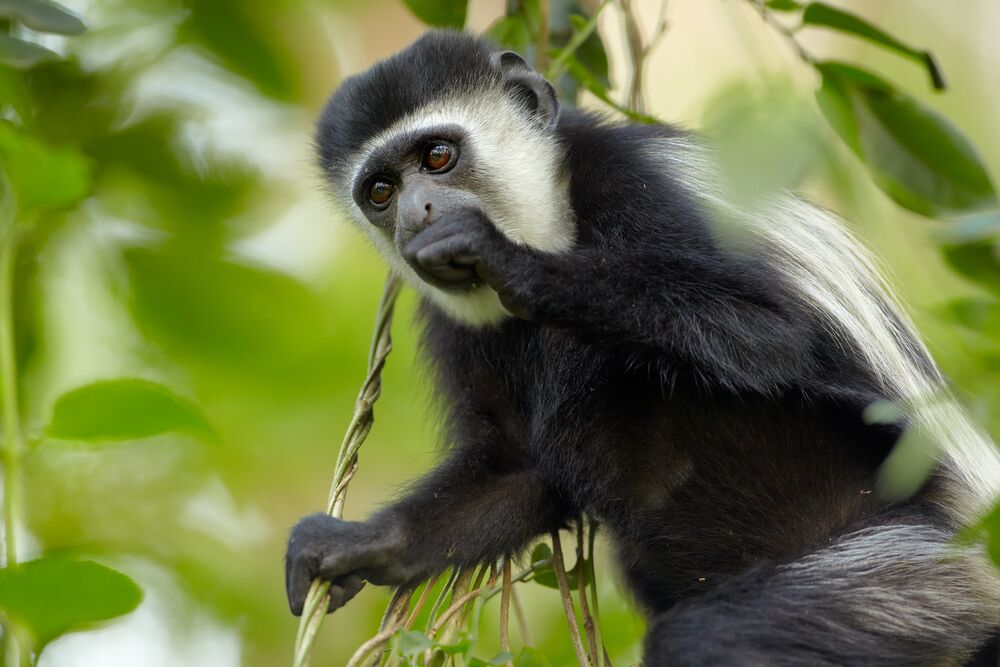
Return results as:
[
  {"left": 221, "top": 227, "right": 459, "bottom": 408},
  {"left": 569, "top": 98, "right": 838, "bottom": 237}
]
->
[
  {"left": 1, "top": 174, "right": 30, "bottom": 667},
  {"left": 291, "top": 273, "right": 402, "bottom": 667}
]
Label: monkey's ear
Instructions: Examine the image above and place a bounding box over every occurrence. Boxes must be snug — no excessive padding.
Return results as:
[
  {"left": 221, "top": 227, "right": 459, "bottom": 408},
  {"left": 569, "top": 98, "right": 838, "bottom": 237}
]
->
[{"left": 492, "top": 51, "right": 560, "bottom": 131}]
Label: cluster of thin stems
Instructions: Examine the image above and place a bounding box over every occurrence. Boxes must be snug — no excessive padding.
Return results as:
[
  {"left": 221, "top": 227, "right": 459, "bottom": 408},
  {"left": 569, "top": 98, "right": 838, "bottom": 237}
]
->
[{"left": 289, "top": 272, "right": 613, "bottom": 667}]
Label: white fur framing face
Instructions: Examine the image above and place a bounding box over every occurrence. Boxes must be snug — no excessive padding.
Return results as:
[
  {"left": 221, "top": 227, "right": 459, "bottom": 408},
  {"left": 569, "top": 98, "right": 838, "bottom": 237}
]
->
[{"left": 335, "top": 89, "right": 575, "bottom": 327}]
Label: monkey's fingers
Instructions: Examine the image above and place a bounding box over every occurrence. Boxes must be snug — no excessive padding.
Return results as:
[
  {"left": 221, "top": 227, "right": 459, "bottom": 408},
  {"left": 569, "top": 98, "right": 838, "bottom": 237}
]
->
[
  {"left": 328, "top": 575, "right": 366, "bottom": 612},
  {"left": 285, "top": 551, "right": 319, "bottom": 616}
]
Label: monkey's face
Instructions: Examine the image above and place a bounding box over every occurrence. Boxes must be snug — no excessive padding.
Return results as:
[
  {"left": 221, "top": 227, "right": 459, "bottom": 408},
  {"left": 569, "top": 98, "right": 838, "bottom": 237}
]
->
[{"left": 316, "top": 34, "right": 576, "bottom": 326}]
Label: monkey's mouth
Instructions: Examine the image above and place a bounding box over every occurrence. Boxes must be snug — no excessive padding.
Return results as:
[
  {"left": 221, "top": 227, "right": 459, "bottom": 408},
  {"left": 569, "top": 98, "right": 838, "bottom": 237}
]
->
[{"left": 409, "top": 260, "right": 482, "bottom": 292}]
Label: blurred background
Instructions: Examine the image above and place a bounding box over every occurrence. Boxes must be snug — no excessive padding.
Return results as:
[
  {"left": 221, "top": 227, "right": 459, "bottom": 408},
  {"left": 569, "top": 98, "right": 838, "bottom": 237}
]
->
[{"left": 1, "top": 0, "right": 998, "bottom": 665}]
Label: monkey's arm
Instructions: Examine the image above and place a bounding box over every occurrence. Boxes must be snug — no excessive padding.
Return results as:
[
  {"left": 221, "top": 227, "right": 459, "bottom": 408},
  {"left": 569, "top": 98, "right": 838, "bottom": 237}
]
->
[
  {"left": 285, "top": 437, "right": 566, "bottom": 615},
  {"left": 405, "top": 210, "right": 815, "bottom": 394}
]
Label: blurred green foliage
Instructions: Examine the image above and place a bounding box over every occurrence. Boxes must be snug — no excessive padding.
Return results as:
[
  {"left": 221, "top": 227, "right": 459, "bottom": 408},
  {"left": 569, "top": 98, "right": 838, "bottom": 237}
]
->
[{"left": 0, "top": 0, "right": 998, "bottom": 666}]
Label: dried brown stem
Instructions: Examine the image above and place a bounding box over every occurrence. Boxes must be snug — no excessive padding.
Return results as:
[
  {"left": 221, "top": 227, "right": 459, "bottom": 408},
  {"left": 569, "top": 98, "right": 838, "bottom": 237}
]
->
[
  {"left": 576, "top": 521, "right": 600, "bottom": 666},
  {"left": 552, "top": 531, "right": 593, "bottom": 666}
]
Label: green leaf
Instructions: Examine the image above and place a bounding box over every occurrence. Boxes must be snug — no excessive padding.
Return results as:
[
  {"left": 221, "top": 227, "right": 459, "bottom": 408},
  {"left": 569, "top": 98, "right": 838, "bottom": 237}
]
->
[
  {"left": 803, "top": 3, "right": 944, "bottom": 90},
  {"left": 397, "top": 630, "right": 435, "bottom": 656},
  {"left": 47, "top": 378, "right": 213, "bottom": 442},
  {"left": 516, "top": 647, "right": 552, "bottom": 667},
  {"left": 766, "top": 0, "right": 803, "bottom": 10},
  {"left": 0, "top": 557, "right": 142, "bottom": 651},
  {"left": 402, "top": 0, "right": 466, "bottom": 29},
  {"left": 862, "top": 399, "right": 906, "bottom": 426},
  {"left": 0, "top": 122, "right": 90, "bottom": 218},
  {"left": 488, "top": 14, "right": 533, "bottom": 52},
  {"left": 939, "top": 297, "right": 1000, "bottom": 332},
  {"left": 703, "top": 80, "right": 824, "bottom": 202},
  {"left": 547, "top": 2, "right": 609, "bottom": 80},
  {"left": 816, "top": 62, "right": 998, "bottom": 217},
  {"left": 470, "top": 652, "right": 516, "bottom": 666},
  {"left": 877, "top": 422, "right": 940, "bottom": 501},
  {"left": 941, "top": 240, "right": 1000, "bottom": 295},
  {"left": 565, "top": 56, "right": 658, "bottom": 124},
  {"left": 0, "top": 33, "right": 60, "bottom": 69},
  {"left": 0, "top": 0, "right": 85, "bottom": 35}
]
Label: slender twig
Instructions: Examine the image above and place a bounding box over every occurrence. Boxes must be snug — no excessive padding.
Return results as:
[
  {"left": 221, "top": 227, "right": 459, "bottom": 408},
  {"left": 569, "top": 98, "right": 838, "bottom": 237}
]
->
[
  {"left": 535, "top": 0, "right": 551, "bottom": 71},
  {"left": 551, "top": 531, "right": 592, "bottom": 666},
  {"left": 499, "top": 559, "right": 513, "bottom": 666},
  {"left": 745, "top": 0, "right": 816, "bottom": 64},
  {"left": 345, "top": 624, "right": 404, "bottom": 667},
  {"left": 426, "top": 568, "right": 476, "bottom": 667},
  {"left": 0, "top": 180, "right": 21, "bottom": 569},
  {"left": 576, "top": 521, "right": 600, "bottom": 666},
  {"left": 426, "top": 568, "right": 460, "bottom": 635},
  {"left": 404, "top": 574, "right": 442, "bottom": 630},
  {"left": 546, "top": 0, "right": 612, "bottom": 80},
  {"left": 511, "top": 586, "right": 533, "bottom": 646},
  {"left": 292, "top": 274, "right": 402, "bottom": 667},
  {"left": 586, "top": 518, "right": 611, "bottom": 667},
  {"left": 619, "top": 0, "right": 645, "bottom": 112}
]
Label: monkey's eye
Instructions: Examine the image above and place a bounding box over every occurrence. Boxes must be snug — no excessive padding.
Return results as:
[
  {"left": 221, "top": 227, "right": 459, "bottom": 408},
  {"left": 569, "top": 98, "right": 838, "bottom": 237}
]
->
[
  {"left": 368, "top": 180, "right": 395, "bottom": 208},
  {"left": 421, "top": 142, "right": 455, "bottom": 172}
]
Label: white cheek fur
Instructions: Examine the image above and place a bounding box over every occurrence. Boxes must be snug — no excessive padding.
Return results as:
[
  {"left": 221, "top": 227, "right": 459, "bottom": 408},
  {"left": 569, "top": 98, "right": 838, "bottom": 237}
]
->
[{"left": 337, "top": 91, "right": 574, "bottom": 328}]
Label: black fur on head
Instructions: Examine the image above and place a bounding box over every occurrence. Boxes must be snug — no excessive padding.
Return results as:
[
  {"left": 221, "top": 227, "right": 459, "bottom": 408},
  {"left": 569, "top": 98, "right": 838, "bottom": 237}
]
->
[{"left": 314, "top": 31, "right": 558, "bottom": 183}]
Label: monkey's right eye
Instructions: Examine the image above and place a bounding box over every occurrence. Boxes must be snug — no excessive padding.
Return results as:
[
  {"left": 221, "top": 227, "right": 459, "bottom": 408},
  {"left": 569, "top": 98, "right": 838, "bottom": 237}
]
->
[{"left": 368, "top": 180, "right": 396, "bottom": 208}]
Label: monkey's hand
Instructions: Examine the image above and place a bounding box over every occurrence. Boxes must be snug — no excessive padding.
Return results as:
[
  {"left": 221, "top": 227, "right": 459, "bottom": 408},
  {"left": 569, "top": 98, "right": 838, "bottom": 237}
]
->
[
  {"left": 402, "top": 208, "right": 532, "bottom": 317},
  {"left": 285, "top": 513, "right": 412, "bottom": 616}
]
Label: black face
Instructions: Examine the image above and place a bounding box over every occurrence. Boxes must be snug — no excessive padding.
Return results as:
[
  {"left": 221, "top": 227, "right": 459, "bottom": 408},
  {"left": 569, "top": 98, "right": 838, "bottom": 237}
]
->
[{"left": 351, "top": 124, "right": 486, "bottom": 290}]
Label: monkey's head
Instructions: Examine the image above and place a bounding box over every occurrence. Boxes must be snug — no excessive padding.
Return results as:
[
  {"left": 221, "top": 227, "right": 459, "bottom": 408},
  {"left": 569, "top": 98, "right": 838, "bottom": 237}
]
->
[{"left": 316, "top": 31, "right": 574, "bottom": 325}]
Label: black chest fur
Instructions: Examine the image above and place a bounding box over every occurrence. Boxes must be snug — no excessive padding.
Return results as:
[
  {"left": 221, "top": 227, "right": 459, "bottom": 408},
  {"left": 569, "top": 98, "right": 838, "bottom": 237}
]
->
[{"left": 418, "top": 305, "right": 916, "bottom": 610}]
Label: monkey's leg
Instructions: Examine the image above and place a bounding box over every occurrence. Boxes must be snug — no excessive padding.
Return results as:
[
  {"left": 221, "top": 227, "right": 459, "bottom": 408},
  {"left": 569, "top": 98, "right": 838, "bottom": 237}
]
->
[{"left": 644, "top": 522, "right": 1000, "bottom": 667}]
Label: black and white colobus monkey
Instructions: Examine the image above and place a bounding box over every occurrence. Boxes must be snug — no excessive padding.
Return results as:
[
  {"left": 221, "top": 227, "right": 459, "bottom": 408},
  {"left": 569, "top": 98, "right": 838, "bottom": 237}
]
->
[{"left": 286, "top": 31, "right": 1000, "bottom": 665}]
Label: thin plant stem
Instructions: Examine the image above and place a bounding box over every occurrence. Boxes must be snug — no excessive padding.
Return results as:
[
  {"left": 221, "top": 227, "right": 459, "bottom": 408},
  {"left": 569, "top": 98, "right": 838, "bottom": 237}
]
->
[
  {"left": 535, "top": 0, "right": 551, "bottom": 71},
  {"left": 511, "top": 586, "right": 533, "bottom": 646},
  {"left": 586, "top": 518, "right": 611, "bottom": 667},
  {"left": 551, "top": 531, "right": 592, "bottom": 666},
  {"left": 0, "top": 212, "right": 21, "bottom": 569},
  {"left": 404, "top": 574, "right": 442, "bottom": 630},
  {"left": 292, "top": 274, "right": 402, "bottom": 667},
  {"left": 576, "top": 521, "right": 600, "bottom": 666},
  {"left": 499, "top": 559, "right": 513, "bottom": 666}
]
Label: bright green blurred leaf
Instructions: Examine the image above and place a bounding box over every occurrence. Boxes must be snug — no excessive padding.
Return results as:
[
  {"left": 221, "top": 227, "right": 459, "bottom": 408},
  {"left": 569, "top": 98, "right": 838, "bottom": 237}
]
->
[
  {"left": 178, "top": 0, "right": 303, "bottom": 101},
  {"left": 939, "top": 297, "right": 1000, "bottom": 332},
  {"left": 0, "top": 0, "right": 85, "bottom": 35},
  {"left": 942, "top": 240, "right": 1000, "bottom": 295},
  {"left": 877, "top": 422, "right": 939, "bottom": 501},
  {"left": 704, "top": 80, "right": 824, "bottom": 202},
  {"left": 0, "top": 33, "right": 60, "bottom": 69},
  {"left": 398, "top": 630, "right": 435, "bottom": 656},
  {"left": 402, "top": 0, "right": 466, "bottom": 29},
  {"left": 516, "top": 647, "right": 553, "bottom": 667},
  {"left": 816, "top": 62, "right": 998, "bottom": 217},
  {"left": 123, "top": 244, "right": 336, "bottom": 384},
  {"left": 766, "top": 0, "right": 802, "bottom": 10},
  {"left": 862, "top": 399, "right": 906, "bottom": 426},
  {"left": 803, "top": 3, "right": 944, "bottom": 89},
  {"left": 47, "top": 378, "right": 213, "bottom": 442},
  {"left": 0, "top": 122, "right": 90, "bottom": 218},
  {"left": 470, "top": 651, "right": 515, "bottom": 666},
  {"left": 0, "top": 557, "right": 141, "bottom": 651},
  {"left": 488, "top": 14, "right": 533, "bottom": 52}
]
